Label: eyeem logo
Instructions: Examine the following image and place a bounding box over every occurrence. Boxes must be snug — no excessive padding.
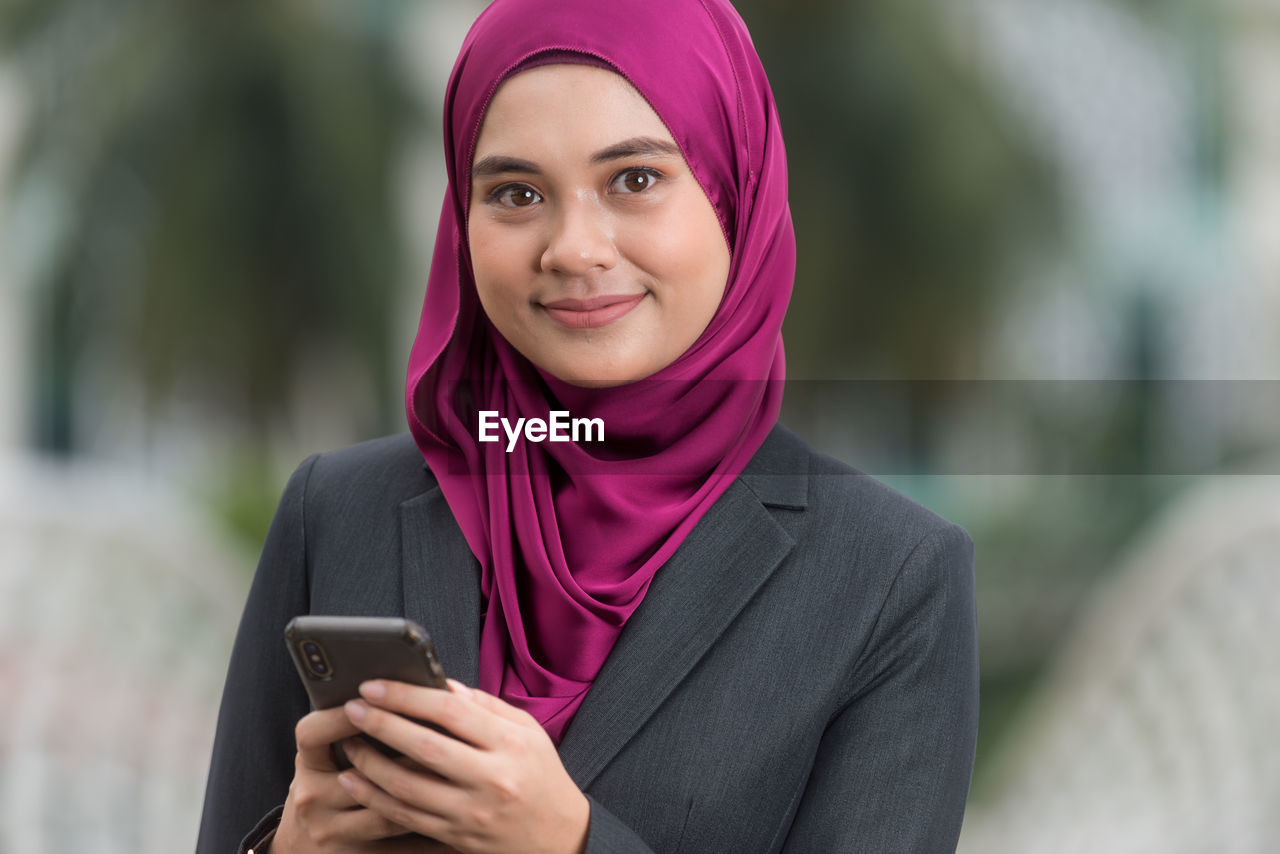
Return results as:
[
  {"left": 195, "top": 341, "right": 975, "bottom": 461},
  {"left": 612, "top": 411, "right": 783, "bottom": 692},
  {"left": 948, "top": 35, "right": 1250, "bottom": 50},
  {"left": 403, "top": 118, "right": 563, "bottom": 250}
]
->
[{"left": 478, "top": 410, "right": 605, "bottom": 452}]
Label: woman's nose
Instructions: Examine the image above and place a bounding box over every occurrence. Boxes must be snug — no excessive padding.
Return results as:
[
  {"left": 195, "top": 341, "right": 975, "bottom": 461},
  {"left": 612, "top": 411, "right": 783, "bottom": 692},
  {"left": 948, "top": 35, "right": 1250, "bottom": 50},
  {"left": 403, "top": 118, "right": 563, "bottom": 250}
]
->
[{"left": 539, "top": 196, "right": 619, "bottom": 275}]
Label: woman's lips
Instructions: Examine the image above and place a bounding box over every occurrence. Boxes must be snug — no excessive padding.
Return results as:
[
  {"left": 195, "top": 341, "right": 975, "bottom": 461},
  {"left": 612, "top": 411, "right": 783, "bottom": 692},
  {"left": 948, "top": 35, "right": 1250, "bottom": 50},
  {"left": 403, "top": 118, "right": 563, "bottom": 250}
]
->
[{"left": 541, "top": 293, "right": 646, "bottom": 329}]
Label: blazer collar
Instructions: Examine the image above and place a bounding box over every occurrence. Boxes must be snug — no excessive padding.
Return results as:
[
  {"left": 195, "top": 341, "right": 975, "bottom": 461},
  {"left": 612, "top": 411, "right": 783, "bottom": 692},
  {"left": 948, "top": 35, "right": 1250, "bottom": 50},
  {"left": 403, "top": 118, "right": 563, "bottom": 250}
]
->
[
  {"left": 399, "top": 487, "right": 483, "bottom": 686},
  {"left": 398, "top": 423, "right": 809, "bottom": 788}
]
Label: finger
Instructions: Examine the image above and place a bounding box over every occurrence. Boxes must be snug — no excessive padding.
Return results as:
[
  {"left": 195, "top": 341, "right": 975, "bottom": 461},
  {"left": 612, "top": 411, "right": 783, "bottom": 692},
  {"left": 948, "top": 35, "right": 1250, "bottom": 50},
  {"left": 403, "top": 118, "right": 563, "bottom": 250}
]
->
[
  {"left": 281, "top": 771, "right": 408, "bottom": 845},
  {"left": 344, "top": 703, "right": 479, "bottom": 790},
  {"left": 296, "top": 707, "right": 363, "bottom": 770},
  {"left": 460, "top": 683, "right": 539, "bottom": 728},
  {"left": 337, "top": 766, "right": 455, "bottom": 844},
  {"left": 287, "top": 764, "right": 364, "bottom": 812},
  {"left": 345, "top": 737, "right": 471, "bottom": 816},
  {"left": 323, "top": 802, "right": 410, "bottom": 842},
  {"left": 358, "top": 680, "right": 502, "bottom": 749}
]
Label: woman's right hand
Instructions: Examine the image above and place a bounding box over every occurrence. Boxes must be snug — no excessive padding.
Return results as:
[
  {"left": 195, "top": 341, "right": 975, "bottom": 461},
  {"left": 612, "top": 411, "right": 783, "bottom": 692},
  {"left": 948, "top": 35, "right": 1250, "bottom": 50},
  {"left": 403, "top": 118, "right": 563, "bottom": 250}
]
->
[{"left": 270, "top": 707, "right": 457, "bottom": 853}]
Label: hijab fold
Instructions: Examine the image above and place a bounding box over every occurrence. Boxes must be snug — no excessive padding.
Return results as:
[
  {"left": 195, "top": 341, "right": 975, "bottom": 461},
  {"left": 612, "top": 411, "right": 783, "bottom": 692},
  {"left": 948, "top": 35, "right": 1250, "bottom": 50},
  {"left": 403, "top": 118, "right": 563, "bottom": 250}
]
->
[{"left": 406, "top": 0, "right": 795, "bottom": 743}]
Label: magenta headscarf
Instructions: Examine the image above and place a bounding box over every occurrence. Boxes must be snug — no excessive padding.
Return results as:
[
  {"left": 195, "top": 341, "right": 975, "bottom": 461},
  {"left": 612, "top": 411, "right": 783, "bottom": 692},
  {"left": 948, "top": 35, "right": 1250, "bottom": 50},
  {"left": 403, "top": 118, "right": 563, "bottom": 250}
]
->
[{"left": 405, "top": 0, "right": 794, "bottom": 743}]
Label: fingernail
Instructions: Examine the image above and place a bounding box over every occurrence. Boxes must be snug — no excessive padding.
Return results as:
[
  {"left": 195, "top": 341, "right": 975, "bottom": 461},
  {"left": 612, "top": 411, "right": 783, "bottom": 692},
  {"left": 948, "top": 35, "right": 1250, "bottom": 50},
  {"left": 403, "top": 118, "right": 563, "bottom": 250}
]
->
[
  {"left": 345, "top": 699, "right": 366, "bottom": 722},
  {"left": 338, "top": 772, "right": 356, "bottom": 792},
  {"left": 447, "top": 678, "right": 473, "bottom": 698},
  {"left": 359, "top": 680, "right": 386, "bottom": 700}
]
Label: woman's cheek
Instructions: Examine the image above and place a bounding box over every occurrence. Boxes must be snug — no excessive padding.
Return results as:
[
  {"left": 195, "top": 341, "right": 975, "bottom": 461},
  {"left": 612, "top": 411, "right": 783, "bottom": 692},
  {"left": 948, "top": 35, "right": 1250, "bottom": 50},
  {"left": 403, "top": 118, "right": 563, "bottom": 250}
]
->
[{"left": 652, "top": 190, "right": 728, "bottom": 280}]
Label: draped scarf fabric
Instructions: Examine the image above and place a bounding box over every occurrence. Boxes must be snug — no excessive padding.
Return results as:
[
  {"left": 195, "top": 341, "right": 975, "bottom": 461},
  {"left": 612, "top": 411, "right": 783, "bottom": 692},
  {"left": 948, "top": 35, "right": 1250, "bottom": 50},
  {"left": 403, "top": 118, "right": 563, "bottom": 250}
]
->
[{"left": 405, "top": 0, "right": 795, "bottom": 743}]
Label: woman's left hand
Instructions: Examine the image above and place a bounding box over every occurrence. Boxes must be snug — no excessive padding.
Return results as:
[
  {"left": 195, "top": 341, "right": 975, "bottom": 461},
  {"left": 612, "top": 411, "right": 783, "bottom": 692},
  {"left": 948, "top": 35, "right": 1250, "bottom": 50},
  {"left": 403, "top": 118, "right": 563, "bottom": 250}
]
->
[{"left": 338, "top": 679, "right": 589, "bottom": 854}]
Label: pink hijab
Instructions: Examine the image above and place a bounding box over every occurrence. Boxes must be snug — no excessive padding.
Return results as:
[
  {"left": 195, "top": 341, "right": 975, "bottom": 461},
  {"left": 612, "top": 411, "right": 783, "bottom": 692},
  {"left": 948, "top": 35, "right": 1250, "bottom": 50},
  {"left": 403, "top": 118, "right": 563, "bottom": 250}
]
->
[{"left": 405, "top": 0, "right": 795, "bottom": 742}]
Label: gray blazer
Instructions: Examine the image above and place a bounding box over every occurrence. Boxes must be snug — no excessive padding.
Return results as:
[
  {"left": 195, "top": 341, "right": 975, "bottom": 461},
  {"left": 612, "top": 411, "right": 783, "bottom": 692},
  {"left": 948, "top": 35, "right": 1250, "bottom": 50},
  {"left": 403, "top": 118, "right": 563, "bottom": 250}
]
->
[{"left": 197, "top": 423, "right": 978, "bottom": 853}]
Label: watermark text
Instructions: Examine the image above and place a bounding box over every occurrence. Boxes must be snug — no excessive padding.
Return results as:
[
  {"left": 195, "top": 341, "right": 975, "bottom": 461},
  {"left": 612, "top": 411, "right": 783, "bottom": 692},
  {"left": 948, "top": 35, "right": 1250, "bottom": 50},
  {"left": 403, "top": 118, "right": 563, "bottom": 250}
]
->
[{"left": 477, "top": 410, "right": 605, "bottom": 452}]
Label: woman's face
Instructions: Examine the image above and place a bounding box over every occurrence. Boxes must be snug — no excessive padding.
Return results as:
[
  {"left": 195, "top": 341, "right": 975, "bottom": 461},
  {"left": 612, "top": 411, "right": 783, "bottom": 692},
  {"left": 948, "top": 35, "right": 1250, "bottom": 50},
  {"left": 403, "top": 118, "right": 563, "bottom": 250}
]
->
[{"left": 467, "top": 64, "right": 730, "bottom": 388}]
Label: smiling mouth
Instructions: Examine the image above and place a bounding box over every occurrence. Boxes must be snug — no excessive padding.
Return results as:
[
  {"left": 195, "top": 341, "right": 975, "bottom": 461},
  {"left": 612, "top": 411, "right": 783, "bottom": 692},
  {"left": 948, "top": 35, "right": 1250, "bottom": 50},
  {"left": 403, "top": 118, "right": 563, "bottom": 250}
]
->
[{"left": 541, "top": 293, "right": 646, "bottom": 329}]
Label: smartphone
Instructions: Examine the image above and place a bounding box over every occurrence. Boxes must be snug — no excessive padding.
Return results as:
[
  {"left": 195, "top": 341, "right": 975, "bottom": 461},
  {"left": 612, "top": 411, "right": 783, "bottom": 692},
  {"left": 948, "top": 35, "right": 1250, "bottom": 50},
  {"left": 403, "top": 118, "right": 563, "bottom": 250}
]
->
[{"left": 285, "top": 615, "right": 449, "bottom": 767}]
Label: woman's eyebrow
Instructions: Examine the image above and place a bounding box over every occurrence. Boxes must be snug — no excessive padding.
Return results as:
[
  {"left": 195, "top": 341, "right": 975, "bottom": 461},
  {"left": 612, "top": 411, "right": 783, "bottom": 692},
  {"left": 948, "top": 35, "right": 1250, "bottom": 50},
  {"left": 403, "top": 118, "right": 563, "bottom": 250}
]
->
[
  {"left": 591, "top": 136, "right": 682, "bottom": 164},
  {"left": 472, "top": 155, "right": 541, "bottom": 180},
  {"left": 471, "top": 137, "right": 681, "bottom": 180}
]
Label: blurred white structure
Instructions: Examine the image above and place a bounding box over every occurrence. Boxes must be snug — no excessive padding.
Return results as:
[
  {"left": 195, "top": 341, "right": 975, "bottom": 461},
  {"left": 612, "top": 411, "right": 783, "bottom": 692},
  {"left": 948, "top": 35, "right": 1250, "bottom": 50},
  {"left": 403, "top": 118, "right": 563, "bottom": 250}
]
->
[
  {"left": 0, "top": 54, "right": 256, "bottom": 854},
  {"left": 959, "top": 472, "right": 1280, "bottom": 853},
  {"left": 0, "top": 456, "right": 249, "bottom": 854}
]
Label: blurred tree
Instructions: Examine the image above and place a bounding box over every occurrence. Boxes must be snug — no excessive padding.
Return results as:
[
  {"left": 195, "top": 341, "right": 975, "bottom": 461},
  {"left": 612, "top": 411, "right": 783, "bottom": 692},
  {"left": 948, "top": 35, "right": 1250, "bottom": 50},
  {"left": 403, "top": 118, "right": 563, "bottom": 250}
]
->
[
  {"left": 1, "top": 0, "right": 414, "bottom": 455},
  {"left": 735, "top": 0, "right": 1060, "bottom": 465},
  {"left": 735, "top": 0, "right": 1059, "bottom": 378}
]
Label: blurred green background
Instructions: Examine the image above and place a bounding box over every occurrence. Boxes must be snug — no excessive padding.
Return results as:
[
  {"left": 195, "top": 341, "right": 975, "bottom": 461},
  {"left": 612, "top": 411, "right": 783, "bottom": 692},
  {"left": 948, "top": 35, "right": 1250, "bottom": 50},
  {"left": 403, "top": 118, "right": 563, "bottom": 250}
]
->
[{"left": 2, "top": 0, "right": 1278, "bottom": 851}]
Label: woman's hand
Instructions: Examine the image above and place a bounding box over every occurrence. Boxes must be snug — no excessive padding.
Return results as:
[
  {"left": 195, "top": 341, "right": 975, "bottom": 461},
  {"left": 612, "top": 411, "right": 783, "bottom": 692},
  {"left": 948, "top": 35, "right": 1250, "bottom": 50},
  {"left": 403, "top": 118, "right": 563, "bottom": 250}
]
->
[
  {"left": 337, "top": 679, "right": 590, "bottom": 854},
  {"left": 271, "top": 706, "right": 459, "bottom": 854}
]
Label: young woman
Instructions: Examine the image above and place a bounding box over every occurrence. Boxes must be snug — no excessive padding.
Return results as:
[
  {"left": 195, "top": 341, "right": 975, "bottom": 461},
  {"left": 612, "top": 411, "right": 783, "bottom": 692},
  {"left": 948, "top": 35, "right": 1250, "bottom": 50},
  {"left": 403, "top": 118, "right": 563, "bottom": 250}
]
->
[{"left": 197, "top": 0, "right": 978, "bottom": 851}]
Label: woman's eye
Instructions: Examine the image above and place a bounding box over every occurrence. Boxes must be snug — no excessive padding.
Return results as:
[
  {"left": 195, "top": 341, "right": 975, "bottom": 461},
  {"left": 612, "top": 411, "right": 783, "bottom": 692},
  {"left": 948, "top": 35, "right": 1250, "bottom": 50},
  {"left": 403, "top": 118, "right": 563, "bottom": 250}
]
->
[
  {"left": 612, "top": 169, "right": 661, "bottom": 194},
  {"left": 491, "top": 184, "right": 542, "bottom": 208}
]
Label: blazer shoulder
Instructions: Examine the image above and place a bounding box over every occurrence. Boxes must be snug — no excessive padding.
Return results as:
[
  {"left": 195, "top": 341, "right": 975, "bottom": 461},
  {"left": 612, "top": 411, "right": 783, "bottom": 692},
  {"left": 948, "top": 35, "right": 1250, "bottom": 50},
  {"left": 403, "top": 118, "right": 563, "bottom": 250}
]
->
[
  {"left": 790, "top": 427, "right": 970, "bottom": 553},
  {"left": 300, "top": 433, "right": 439, "bottom": 516}
]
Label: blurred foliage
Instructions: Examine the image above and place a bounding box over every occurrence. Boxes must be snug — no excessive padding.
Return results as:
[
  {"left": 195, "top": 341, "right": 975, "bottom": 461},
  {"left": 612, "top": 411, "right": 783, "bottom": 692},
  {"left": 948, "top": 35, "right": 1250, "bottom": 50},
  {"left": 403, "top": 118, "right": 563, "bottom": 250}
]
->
[
  {"left": 203, "top": 449, "right": 289, "bottom": 561},
  {"left": 734, "top": 0, "right": 1061, "bottom": 384},
  {"left": 1, "top": 0, "right": 415, "bottom": 453}
]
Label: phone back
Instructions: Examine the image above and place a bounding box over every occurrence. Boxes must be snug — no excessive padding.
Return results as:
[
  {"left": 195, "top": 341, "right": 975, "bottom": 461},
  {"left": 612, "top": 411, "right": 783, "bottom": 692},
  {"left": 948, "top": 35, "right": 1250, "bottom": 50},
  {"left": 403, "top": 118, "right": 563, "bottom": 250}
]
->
[{"left": 285, "top": 615, "right": 448, "bottom": 710}]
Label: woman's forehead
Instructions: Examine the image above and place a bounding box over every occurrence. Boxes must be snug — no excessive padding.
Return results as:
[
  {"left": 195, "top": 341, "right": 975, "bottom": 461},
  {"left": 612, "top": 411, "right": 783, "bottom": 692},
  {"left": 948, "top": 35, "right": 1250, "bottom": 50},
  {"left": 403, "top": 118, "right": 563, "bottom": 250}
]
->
[{"left": 472, "top": 64, "right": 674, "bottom": 161}]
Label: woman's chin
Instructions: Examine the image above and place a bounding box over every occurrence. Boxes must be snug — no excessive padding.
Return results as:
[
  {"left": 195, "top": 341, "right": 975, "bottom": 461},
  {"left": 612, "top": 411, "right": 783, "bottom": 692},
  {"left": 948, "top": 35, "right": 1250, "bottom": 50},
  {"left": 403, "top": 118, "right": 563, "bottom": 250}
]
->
[
  {"left": 543, "top": 360, "right": 652, "bottom": 389},
  {"left": 552, "top": 372, "right": 635, "bottom": 389}
]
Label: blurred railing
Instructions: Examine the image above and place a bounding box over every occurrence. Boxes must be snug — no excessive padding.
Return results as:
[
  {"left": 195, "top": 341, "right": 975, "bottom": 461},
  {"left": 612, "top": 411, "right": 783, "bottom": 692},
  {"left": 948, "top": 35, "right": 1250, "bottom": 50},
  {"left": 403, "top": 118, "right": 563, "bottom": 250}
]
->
[
  {"left": 0, "top": 455, "right": 249, "bottom": 854},
  {"left": 960, "top": 471, "right": 1280, "bottom": 853}
]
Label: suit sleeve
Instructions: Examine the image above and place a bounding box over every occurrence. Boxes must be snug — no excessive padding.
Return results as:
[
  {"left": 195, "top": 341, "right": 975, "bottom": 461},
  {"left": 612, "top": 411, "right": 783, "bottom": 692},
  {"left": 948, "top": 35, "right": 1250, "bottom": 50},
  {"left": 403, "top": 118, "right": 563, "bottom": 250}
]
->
[
  {"left": 781, "top": 523, "right": 979, "bottom": 854},
  {"left": 196, "top": 456, "right": 319, "bottom": 854}
]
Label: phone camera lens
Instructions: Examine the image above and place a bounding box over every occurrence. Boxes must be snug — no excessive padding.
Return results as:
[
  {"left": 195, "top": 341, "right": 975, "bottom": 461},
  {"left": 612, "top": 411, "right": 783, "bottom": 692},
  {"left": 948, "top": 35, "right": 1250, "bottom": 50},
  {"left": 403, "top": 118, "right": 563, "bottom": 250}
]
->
[{"left": 299, "top": 640, "right": 332, "bottom": 679}]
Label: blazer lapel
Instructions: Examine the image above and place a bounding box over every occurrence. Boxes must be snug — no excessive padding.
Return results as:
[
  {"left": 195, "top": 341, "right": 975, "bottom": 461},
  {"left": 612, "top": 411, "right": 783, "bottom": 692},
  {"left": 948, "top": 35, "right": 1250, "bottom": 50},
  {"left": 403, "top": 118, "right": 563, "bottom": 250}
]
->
[
  {"left": 557, "top": 476, "right": 798, "bottom": 789},
  {"left": 400, "top": 483, "right": 482, "bottom": 687}
]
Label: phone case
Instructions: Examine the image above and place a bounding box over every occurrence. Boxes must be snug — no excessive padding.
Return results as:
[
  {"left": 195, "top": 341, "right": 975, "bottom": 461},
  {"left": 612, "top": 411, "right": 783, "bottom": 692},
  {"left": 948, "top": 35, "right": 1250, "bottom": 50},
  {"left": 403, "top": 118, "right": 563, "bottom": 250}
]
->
[
  {"left": 285, "top": 615, "right": 448, "bottom": 710},
  {"left": 284, "top": 615, "right": 449, "bottom": 768}
]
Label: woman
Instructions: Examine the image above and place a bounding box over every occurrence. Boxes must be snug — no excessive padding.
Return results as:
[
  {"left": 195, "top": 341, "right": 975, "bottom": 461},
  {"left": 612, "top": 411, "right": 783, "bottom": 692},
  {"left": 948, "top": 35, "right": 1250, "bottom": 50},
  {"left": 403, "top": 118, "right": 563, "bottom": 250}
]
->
[{"left": 197, "top": 0, "right": 978, "bottom": 851}]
